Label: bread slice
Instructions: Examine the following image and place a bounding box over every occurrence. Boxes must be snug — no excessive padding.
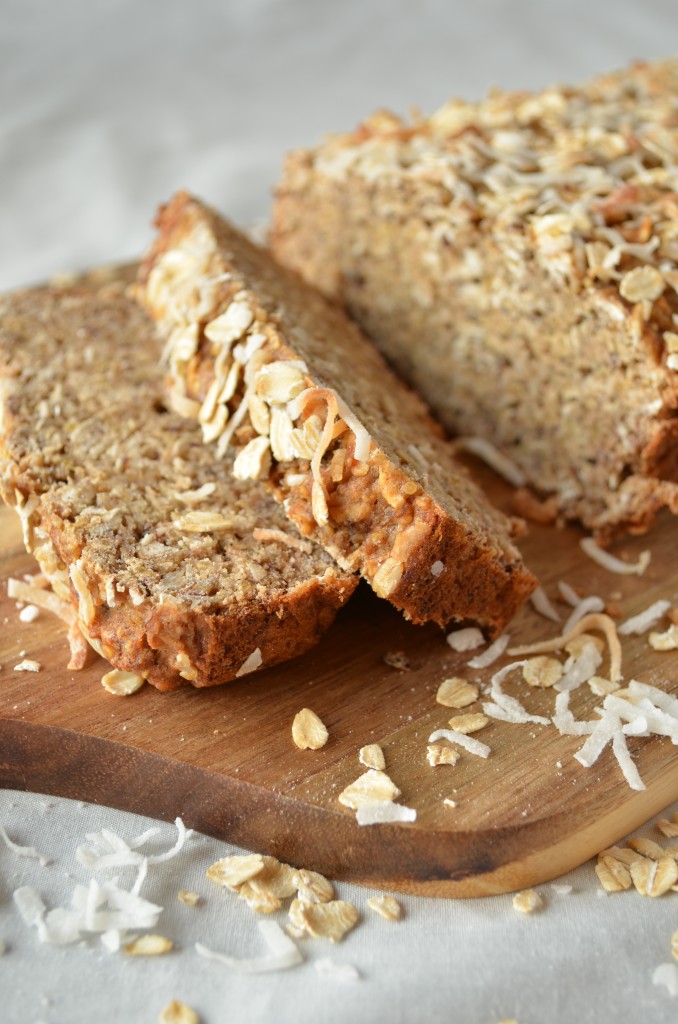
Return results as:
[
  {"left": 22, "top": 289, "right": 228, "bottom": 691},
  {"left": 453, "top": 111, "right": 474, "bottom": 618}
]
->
[
  {"left": 0, "top": 281, "right": 355, "bottom": 691},
  {"left": 270, "top": 59, "right": 678, "bottom": 542},
  {"left": 137, "top": 192, "right": 536, "bottom": 633}
]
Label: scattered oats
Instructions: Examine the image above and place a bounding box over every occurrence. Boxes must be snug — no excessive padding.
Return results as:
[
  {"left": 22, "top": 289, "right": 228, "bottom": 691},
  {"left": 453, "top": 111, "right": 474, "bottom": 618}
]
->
[
  {"left": 619, "top": 600, "right": 671, "bottom": 636},
  {"left": 628, "top": 837, "right": 666, "bottom": 861},
  {"left": 367, "top": 895, "right": 402, "bottom": 921},
  {"left": 430, "top": 560, "right": 444, "bottom": 577},
  {"left": 522, "top": 656, "right": 563, "bottom": 688},
  {"left": 251, "top": 528, "right": 312, "bottom": 554},
  {"left": 294, "top": 869, "right": 334, "bottom": 904},
  {"left": 359, "top": 744, "right": 385, "bottom": 770},
  {"left": 124, "top": 934, "right": 173, "bottom": 956},
  {"left": 446, "top": 713, "right": 488, "bottom": 734},
  {"left": 338, "top": 770, "right": 401, "bottom": 810},
  {"left": 649, "top": 625, "right": 678, "bottom": 651},
  {"left": 288, "top": 898, "right": 359, "bottom": 943},
  {"left": 468, "top": 634, "right": 510, "bottom": 669},
  {"left": 383, "top": 650, "right": 411, "bottom": 670},
  {"left": 160, "top": 1000, "right": 200, "bottom": 1024},
  {"left": 619, "top": 265, "right": 665, "bottom": 303},
  {"left": 564, "top": 633, "right": 605, "bottom": 658},
  {"left": 19, "top": 605, "right": 39, "bottom": 623},
  {"left": 177, "top": 891, "right": 201, "bottom": 906},
  {"left": 314, "top": 957, "right": 361, "bottom": 981},
  {"left": 631, "top": 856, "right": 678, "bottom": 897},
  {"left": 512, "top": 890, "right": 543, "bottom": 914},
  {"left": 355, "top": 802, "right": 416, "bottom": 825},
  {"left": 173, "top": 511, "right": 235, "bottom": 533},
  {"left": 101, "top": 669, "right": 145, "bottom": 696},
  {"left": 238, "top": 860, "right": 298, "bottom": 914},
  {"left": 207, "top": 854, "right": 265, "bottom": 890},
  {"left": 427, "top": 744, "right": 460, "bottom": 767},
  {"left": 588, "top": 676, "right": 620, "bottom": 696},
  {"left": 597, "top": 845, "right": 641, "bottom": 868},
  {"left": 436, "top": 678, "right": 478, "bottom": 708},
  {"left": 446, "top": 627, "right": 484, "bottom": 652},
  {"left": 292, "top": 708, "right": 329, "bottom": 750},
  {"left": 232, "top": 436, "right": 272, "bottom": 482},
  {"left": 595, "top": 856, "right": 632, "bottom": 892},
  {"left": 657, "top": 820, "right": 678, "bottom": 840},
  {"left": 14, "top": 659, "right": 40, "bottom": 673},
  {"left": 579, "top": 538, "right": 651, "bottom": 576}
]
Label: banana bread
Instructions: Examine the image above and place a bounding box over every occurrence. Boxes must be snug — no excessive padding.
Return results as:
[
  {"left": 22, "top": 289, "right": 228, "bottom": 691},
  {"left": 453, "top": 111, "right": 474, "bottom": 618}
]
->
[
  {"left": 0, "top": 282, "right": 355, "bottom": 691},
  {"left": 270, "top": 59, "right": 678, "bottom": 542},
  {"left": 137, "top": 192, "right": 536, "bottom": 633}
]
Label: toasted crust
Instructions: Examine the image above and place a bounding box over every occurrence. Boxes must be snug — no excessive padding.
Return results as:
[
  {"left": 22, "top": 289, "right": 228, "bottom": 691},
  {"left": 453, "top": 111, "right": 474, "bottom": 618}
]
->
[
  {"left": 138, "top": 192, "right": 536, "bottom": 633},
  {"left": 0, "top": 282, "right": 355, "bottom": 690},
  {"left": 270, "top": 60, "right": 678, "bottom": 542}
]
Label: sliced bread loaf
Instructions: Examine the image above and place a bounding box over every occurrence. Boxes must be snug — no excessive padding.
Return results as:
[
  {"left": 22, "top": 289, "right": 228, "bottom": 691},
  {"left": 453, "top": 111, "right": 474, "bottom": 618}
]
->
[
  {"left": 137, "top": 192, "right": 536, "bottom": 633},
  {"left": 270, "top": 60, "right": 678, "bottom": 541},
  {"left": 0, "top": 281, "right": 355, "bottom": 691}
]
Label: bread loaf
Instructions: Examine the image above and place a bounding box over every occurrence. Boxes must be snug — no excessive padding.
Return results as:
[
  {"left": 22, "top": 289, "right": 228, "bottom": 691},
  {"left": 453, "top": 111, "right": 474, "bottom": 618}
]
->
[{"left": 271, "top": 59, "right": 678, "bottom": 541}]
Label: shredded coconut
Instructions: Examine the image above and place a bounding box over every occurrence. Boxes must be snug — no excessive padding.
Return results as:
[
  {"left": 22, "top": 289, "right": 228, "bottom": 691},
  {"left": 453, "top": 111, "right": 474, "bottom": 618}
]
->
[
  {"left": 509, "top": 613, "right": 622, "bottom": 682},
  {"left": 555, "top": 642, "right": 603, "bottom": 693},
  {"left": 196, "top": 920, "right": 302, "bottom": 973},
  {"left": 530, "top": 585, "right": 561, "bottom": 623},
  {"left": 446, "top": 627, "right": 484, "bottom": 652},
  {"left": 0, "top": 826, "right": 50, "bottom": 866},
  {"left": 314, "top": 957, "right": 361, "bottom": 980},
  {"left": 557, "top": 580, "right": 582, "bottom": 607},
  {"left": 453, "top": 437, "right": 527, "bottom": 486},
  {"left": 618, "top": 600, "right": 671, "bottom": 636},
  {"left": 482, "top": 660, "right": 550, "bottom": 726},
  {"left": 562, "top": 595, "right": 605, "bottom": 635},
  {"left": 427, "top": 729, "right": 491, "bottom": 758},
  {"left": 653, "top": 963, "right": 678, "bottom": 997},
  {"left": 14, "top": 659, "right": 41, "bottom": 672},
  {"left": 467, "top": 633, "right": 510, "bottom": 669},
  {"left": 355, "top": 802, "right": 417, "bottom": 825},
  {"left": 580, "top": 538, "right": 651, "bottom": 575}
]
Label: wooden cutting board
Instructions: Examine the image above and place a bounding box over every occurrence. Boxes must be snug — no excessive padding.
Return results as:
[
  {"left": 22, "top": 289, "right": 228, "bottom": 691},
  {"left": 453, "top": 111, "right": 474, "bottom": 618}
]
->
[{"left": 2, "top": 473, "right": 678, "bottom": 898}]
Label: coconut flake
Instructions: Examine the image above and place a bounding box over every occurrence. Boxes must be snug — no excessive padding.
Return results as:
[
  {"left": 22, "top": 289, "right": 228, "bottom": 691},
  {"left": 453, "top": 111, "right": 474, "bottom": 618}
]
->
[
  {"left": 467, "top": 634, "right": 510, "bottom": 669},
  {"left": 555, "top": 642, "right": 603, "bottom": 693},
  {"left": 430, "top": 560, "right": 444, "bottom": 578},
  {"left": 427, "top": 729, "right": 491, "bottom": 758},
  {"left": 453, "top": 437, "right": 527, "bottom": 486},
  {"left": 481, "top": 659, "right": 550, "bottom": 726},
  {"left": 530, "top": 585, "right": 561, "bottom": 623},
  {"left": 196, "top": 920, "right": 303, "bottom": 974},
  {"left": 558, "top": 581, "right": 581, "bottom": 607},
  {"left": 446, "top": 627, "right": 484, "bottom": 652},
  {"left": 611, "top": 727, "right": 645, "bottom": 791},
  {"left": 580, "top": 538, "right": 651, "bottom": 576},
  {"left": 653, "top": 963, "right": 678, "bottom": 997},
  {"left": 355, "top": 801, "right": 417, "bottom": 825},
  {"left": 628, "top": 680, "right": 678, "bottom": 717},
  {"left": 0, "top": 826, "right": 50, "bottom": 866},
  {"left": 552, "top": 691, "right": 597, "bottom": 736},
  {"left": 334, "top": 393, "right": 372, "bottom": 463},
  {"left": 562, "top": 596, "right": 605, "bottom": 636},
  {"left": 236, "top": 648, "right": 262, "bottom": 678},
  {"left": 618, "top": 600, "right": 671, "bottom": 636},
  {"left": 13, "top": 886, "right": 48, "bottom": 941},
  {"left": 314, "top": 957, "right": 361, "bottom": 980}
]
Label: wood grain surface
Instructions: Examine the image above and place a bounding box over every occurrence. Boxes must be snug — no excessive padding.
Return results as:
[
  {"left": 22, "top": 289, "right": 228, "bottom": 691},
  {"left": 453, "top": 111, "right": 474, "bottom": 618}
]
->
[{"left": 2, "top": 472, "right": 678, "bottom": 898}]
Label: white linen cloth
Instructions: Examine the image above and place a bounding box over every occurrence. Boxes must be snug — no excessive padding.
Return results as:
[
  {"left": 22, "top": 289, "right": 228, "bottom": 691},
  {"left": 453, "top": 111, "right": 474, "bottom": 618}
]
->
[{"left": 2, "top": 1, "right": 678, "bottom": 1021}]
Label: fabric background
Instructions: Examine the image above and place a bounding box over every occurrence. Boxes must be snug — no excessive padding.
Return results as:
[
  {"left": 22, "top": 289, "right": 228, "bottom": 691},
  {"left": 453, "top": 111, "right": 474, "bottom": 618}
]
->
[{"left": 2, "top": 2, "right": 678, "bottom": 1021}]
